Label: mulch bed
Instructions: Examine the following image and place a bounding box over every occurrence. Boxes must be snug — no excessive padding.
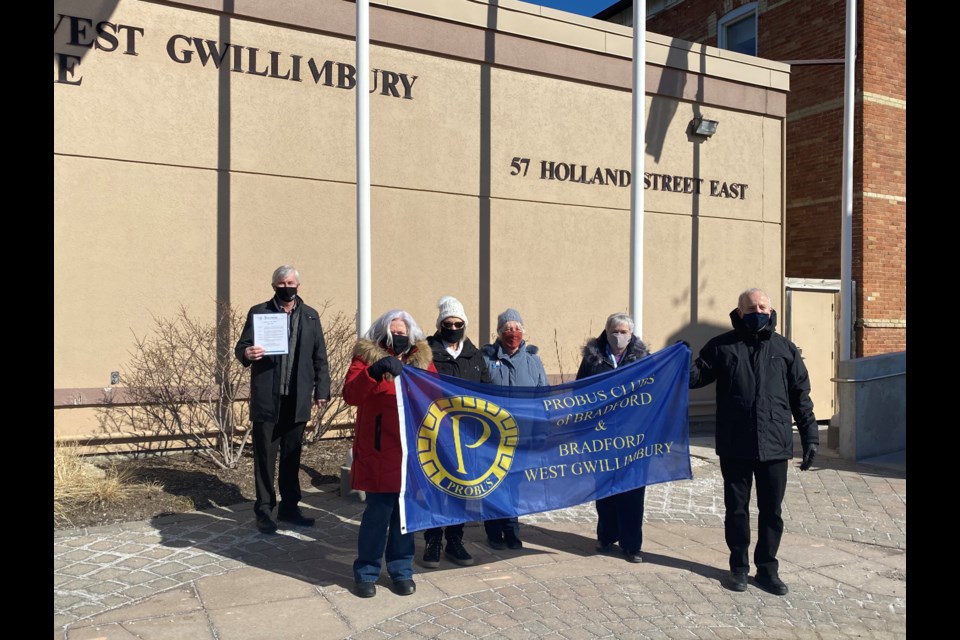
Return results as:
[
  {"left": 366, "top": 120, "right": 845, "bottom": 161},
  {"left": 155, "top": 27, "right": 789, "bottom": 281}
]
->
[{"left": 55, "top": 437, "right": 353, "bottom": 531}]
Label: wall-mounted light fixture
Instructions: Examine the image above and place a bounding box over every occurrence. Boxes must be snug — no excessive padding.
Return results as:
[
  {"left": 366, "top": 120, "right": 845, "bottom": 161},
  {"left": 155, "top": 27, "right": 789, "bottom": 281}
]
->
[{"left": 691, "top": 116, "right": 719, "bottom": 138}]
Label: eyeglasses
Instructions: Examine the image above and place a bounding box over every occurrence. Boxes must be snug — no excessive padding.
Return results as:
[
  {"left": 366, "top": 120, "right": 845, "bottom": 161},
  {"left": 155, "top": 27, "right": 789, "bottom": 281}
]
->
[{"left": 442, "top": 321, "right": 465, "bottom": 329}]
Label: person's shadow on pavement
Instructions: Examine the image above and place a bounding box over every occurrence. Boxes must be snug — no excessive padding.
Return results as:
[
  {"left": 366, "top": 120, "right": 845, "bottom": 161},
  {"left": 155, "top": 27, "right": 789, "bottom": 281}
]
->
[{"left": 150, "top": 483, "right": 362, "bottom": 588}]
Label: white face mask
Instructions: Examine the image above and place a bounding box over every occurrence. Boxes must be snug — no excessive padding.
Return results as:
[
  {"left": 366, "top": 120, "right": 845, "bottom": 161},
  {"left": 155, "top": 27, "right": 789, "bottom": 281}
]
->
[{"left": 607, "top": 332, "right": 631, "bottom": 352}]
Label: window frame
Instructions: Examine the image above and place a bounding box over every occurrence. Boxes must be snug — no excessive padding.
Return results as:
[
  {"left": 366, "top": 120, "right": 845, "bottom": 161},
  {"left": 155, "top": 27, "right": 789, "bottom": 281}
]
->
[
  {"left": 646, "top": 0, "right": 684, "bottom": 21},
  {"left": 717, "top": 2, "right": 758, "bottom": 56}
]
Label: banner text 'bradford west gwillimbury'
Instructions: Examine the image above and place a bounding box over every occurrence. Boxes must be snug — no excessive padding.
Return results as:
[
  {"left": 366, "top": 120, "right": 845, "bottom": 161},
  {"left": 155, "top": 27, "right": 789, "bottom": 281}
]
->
[{"left": 397, "top": 343, "right": 692, "bottom": 533}]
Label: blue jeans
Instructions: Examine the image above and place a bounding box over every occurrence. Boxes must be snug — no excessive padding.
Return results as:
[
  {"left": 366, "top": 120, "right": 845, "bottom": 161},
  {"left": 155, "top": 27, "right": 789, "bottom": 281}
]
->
[{"left": 353, "top": 492, "right": 415, "bottom": 583}]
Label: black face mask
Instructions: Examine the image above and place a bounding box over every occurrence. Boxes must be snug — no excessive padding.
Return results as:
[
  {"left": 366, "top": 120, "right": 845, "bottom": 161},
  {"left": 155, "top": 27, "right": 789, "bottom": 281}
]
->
[
  {"left": 275, "top": 286, "right": 298, "bottom": 302},
  {"left": 390, "top": 334, "right": 410, "bottom": 354},
  {"left": 440, "top": 326, "right": 465, "bottom": 344},
  {"left": 741, "top": 312, "right": 770, "bottom": 333}
]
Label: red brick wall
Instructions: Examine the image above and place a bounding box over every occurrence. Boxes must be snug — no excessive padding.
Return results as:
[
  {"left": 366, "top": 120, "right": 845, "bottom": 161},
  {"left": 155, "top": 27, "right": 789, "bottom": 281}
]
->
[
  {"left": 646, "top": 0, "right": 717, "bottom": 46},
  {"left": 860, "top": 327, "right": 906, "bottom": 356},
  {"left": 862, "top": 0, "right": 907, "bottom": 101},
  {"left": 646, "top": 0, "right": 905, "bottom": 356},
  {"left": 857, "top": 0, "right": 906, "bottom": 356}
]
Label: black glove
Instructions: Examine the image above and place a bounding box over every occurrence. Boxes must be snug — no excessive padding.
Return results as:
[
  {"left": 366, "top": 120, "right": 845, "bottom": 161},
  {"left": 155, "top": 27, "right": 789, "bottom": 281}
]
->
[
  {"left": 800, "top": 443, "right": 817, "bottom": 471},
  {"left": 675, "top": 339, "right": 691, "bottom": 350},
  {"left": 368, "top": 356, "right": 403, "bottom": 381}
]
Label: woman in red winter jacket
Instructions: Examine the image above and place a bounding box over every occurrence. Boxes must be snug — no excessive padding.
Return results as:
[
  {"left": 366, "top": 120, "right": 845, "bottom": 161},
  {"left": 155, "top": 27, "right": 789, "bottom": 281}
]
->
[{"left": 343, "top": 309, "right": 436, "bottom": 599}]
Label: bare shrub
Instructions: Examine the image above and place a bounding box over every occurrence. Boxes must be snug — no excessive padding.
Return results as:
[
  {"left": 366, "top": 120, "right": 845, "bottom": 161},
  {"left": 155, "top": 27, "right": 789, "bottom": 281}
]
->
[
  {"left": 96, "top": 302, "right": 252, "bottom": 469},
  {"left": 552, "top": 327, "right": 587, "bottom": 384},
  {"left": 96, "top": 300, "right": 358, "bottom": 468},
  {"left": 551, "top": 320, "right": 596, "bottom": 384},
  {"left": 306, "top": 305, "right": 357, "bottom": 443}
]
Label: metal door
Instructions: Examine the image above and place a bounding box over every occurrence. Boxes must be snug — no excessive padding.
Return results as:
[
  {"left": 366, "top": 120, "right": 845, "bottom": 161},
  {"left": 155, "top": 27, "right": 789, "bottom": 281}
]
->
[{"left": 785, "top": 288, "right": 839, "bottom": 421}]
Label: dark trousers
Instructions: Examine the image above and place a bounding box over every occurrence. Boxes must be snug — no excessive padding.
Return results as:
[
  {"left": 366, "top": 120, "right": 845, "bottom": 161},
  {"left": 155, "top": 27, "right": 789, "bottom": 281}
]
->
[
  {"left": 251, "top": 396, "right": 305, "bottom": 518},
  {"left": 719, "top": 457, "right": 788, "bottom": 578},
  {"left": 484, "top": 517, "right": 520, "bottom": 540},
  {"left": 353, "top": 492, "right": 415, "bottom": 583},
  {"left": 424, "top": 523, "right": 464, "bottom": 543},
  {"left": 596, "top": 486, "right": 646, "bottom": 554}
]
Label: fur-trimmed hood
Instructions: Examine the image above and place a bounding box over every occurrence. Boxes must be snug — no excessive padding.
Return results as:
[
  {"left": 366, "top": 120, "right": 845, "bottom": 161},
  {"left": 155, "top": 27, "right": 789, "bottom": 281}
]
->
[
  {"left": 580, "top": 331, "right": 649, "bottom": 370},
  {"left": 352, "top": 337, "right": 433, "bottom": 381}
]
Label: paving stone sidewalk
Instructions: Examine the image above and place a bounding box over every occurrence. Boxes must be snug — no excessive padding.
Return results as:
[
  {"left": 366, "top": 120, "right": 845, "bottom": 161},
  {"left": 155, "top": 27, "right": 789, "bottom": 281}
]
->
[{"left": 54, "top": 436, "right": 906, "bottom": 639}]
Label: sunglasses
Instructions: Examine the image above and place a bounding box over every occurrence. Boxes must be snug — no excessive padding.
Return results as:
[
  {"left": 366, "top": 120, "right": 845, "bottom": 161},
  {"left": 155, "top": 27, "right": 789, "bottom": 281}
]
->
[{"left": 442, "top": 321, "right": 465, "bottom": 329}]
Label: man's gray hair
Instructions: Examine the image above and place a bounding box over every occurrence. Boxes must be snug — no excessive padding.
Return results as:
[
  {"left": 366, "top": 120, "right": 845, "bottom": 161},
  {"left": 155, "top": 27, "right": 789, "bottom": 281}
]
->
[
  {"left": 738, "top": 288, "right": 770, "bottom": 310},
  {"left": 364, "top": 309, "right": 426, "bottom": 348},
  {"left": 272, "top": 265, "right": 301, "bottom": 286},
  {"left": 605, "top": 312, "right": 635, "bottom": 334}
]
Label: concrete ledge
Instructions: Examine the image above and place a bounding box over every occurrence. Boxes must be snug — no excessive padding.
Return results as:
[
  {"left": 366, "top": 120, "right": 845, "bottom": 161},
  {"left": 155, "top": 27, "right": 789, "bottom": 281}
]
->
[
  {"left": 837, "top": 352, "right": 906, "bottom": 461},
  {"left": 340, "top": 465, "right": 365, "bottom": 502}
]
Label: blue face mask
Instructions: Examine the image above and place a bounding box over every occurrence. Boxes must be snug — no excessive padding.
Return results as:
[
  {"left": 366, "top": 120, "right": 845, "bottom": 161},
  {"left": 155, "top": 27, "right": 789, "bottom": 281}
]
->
[{"left": 741, "top": 312, "right": 770, "bottom": 332}]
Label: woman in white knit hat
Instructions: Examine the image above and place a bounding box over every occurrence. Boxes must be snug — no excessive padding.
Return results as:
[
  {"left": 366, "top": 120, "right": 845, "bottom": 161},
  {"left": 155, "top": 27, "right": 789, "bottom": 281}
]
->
[
  {"left": 479, "top": 307, "right": 548, "bottom": 550},
  {"left": 419, "top": 296, "right": 493, "bottom": 569}
]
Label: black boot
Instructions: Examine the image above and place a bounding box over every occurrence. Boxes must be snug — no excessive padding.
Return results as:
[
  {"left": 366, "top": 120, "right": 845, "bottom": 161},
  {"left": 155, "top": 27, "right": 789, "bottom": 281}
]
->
[
  {"left": 421, "top": 536, "right": 442, "bottom": 568},
  {"left": 444, "top": 536, "right": 474, "bottom": 566}
]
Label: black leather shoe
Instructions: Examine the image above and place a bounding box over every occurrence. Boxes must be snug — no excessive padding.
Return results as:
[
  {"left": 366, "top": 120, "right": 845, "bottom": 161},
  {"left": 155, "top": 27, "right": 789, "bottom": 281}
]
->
[
  {"left": 504, "top": 532, "right": 523, "bottom": 550},
  {"left": 444, "top": 538, "right": 475, "bottom": 566},
  {"left": 256, "top": 516, "right": 278, "bottom": 534},
  {"left": 487, "top": 536, "right": 507, "bottom": 550},
  {"left": 755, "top": 573, "right": 789, "bottom": 596},
  {"left": 624, "top": 551, "right": 643, "bottom": 563},
  {"left": 277, "top": 510, "right": 315, "bottom": 527},
  {"left": 723, "top": 571, "right": 748, "bottom": 592},
  {"left": 596, "top": 542, "right": 615, "bottom": 553},
  {"left": 353, "top": 581, "right": 376, "bottom": 598},
  {"left": 391, "top": 579, "right": 416, "bottom": 596},
  {"left": 420, "top": 537, "right": 442, "bottom": 568}
]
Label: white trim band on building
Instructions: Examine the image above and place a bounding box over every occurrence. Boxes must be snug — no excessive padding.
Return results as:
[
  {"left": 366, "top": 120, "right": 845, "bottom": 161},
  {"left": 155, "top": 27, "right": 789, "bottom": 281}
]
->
[{"left": 858, "top": 319, "right": 906, "bottom": 328}]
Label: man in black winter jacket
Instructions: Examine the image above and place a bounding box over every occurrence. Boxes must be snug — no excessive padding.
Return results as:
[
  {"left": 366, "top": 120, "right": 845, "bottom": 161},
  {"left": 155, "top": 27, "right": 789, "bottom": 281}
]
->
[
  {"left": 690, "top": 288, "right": 818, "bottom": 597},
  {"left": 235, "top": 265, "right": 331, "bottom": 534}
]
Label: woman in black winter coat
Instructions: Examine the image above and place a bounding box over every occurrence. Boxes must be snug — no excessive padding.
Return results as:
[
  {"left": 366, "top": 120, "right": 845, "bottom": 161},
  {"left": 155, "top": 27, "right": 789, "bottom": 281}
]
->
[
  {"left": 420, "top": 296, "right": 492, "bottom": 569},
  {"left": 575, "top": 312, "right": 650, "bottom": 563}
]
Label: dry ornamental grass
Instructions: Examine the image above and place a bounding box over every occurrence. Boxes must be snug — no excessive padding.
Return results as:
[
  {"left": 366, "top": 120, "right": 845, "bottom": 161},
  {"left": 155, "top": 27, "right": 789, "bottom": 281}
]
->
[
  {"left": 53, "top": 437, "right": 352, "bottom": 531},
  {"left": 54, "top": 442, "right": 150, "bottom": 527}
]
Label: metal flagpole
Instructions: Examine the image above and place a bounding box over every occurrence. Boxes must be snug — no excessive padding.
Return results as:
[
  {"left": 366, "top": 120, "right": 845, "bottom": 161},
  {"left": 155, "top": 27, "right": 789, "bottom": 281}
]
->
[
  {"left": 356, "top": 0, "right": 371, "bottom": 336},
  {"left": 630, "top": 1, "right": 647, "bottom": 332}
]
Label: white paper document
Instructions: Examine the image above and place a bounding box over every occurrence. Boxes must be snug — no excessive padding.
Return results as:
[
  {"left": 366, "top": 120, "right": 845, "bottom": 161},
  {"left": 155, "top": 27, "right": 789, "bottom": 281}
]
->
[{"left": 253, "top": 313, "right": 289, "bottom": 355}]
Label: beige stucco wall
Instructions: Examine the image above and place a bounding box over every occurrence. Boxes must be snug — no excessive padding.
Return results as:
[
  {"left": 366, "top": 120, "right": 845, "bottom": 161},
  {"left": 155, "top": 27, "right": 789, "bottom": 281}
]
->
[{"left": 54, "top": 0, "right": 789, "bottom": 438}]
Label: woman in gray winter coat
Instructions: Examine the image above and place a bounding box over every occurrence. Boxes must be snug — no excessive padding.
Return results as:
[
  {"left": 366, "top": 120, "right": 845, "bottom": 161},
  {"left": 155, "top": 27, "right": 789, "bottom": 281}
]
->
[{"left": 480, "top": 308, "right": 548, "bottom": 550}]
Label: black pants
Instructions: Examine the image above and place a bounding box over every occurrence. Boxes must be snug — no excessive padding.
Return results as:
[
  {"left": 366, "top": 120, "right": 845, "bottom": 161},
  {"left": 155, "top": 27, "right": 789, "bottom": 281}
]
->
[
  {"left": 424, "top": 524, "right": 464, "bottom": 543},
  {"left": 596, "top": 485, "right": 646, "bottom": 554},
  {"left": 484, "top": 517, "right": 520, "bottom": 540},
  {"left": 251, "top": 395, "right": 305, "bottom": 518},
  {"left": 719, "top": 457, "right": 788, "bottom": 578}
]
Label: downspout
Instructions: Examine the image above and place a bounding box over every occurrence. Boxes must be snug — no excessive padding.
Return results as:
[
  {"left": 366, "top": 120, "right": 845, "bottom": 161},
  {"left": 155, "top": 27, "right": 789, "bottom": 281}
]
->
[{"left": 840, "top": 0, "right": 856, "bottom": 360}]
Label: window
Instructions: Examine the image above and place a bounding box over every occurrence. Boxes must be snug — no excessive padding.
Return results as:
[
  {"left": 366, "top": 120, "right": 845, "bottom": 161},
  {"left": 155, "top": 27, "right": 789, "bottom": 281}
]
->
[
  {"left": 600, "top": 1, "right": 683, "bottom": 27},
  {"left": 646, "top": 0, "right": 684, "bottom": 20},
  {"left": 718, "top": 2, "right": 757, "bottom": 56}
]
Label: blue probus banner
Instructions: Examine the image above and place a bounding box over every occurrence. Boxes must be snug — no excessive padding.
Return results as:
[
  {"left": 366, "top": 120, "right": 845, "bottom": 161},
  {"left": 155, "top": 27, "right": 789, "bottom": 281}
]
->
[{"left": 397, "top": 342, "right": 692, "bottom": 533}]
